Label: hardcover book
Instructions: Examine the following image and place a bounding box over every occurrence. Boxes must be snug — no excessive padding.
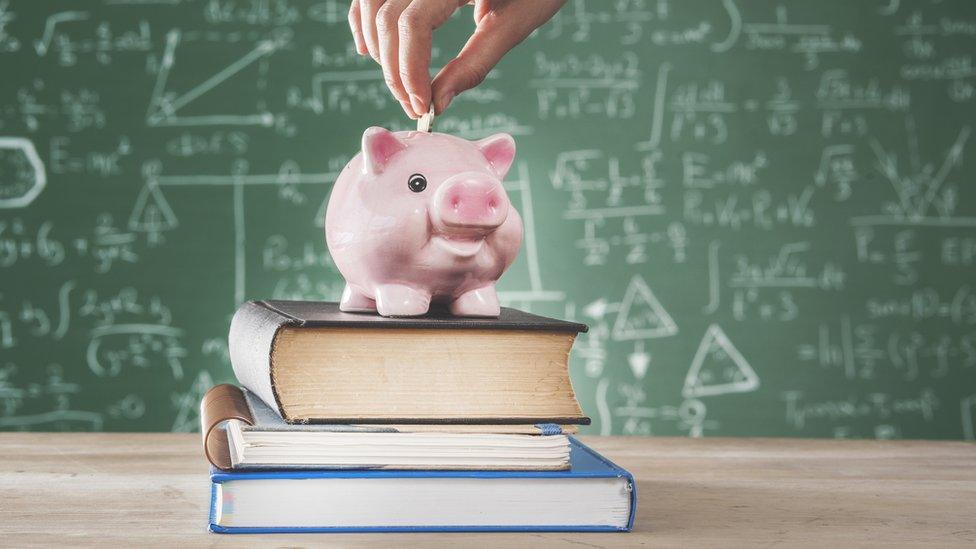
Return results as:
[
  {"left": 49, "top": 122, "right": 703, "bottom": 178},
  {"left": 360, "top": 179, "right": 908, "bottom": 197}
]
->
[
  {"left": 200, "top": 384, "right": 576, "bottom": 471},
  {"left": 228, "top": 300, "right": 590, "bottom": 425},
  {"left": 208, "top": 437, "right": 636, "bottom": 533}
]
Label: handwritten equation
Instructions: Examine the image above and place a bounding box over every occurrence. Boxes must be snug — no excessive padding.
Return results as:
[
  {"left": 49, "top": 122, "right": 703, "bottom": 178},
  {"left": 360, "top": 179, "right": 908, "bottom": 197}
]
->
[{"left": 1, "top": 0, "right": 974, "bottom": 439}]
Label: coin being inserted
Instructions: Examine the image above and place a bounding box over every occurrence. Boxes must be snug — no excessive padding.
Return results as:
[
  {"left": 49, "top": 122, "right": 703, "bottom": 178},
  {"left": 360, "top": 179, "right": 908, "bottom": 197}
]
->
[{"left": 416, "top": 106, "right": 435, "bottom": 133}]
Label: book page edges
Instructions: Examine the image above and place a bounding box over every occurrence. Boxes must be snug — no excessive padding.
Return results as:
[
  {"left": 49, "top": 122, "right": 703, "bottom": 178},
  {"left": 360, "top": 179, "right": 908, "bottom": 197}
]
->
[{"left": 273, "top": 328, "right": 586, "bottom": 423}]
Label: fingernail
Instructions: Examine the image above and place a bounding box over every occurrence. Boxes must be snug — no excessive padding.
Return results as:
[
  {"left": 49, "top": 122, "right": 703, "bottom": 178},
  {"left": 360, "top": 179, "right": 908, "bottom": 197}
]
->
[
  {"left": 408, "top": 93, "right": 427, "bottom": 115},
  {"left": 399, "top": 99, "right": 417, "bottom": 119}
]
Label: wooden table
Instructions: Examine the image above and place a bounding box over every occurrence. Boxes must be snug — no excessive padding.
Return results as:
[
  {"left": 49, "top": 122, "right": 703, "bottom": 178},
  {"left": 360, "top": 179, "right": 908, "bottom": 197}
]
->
[{"left": 2, "top": 434, "right": 973, "bottom": 547}]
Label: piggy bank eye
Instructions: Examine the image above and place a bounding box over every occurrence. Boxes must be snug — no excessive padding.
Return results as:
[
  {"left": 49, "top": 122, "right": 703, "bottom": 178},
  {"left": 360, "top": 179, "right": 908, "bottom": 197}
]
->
[{"left": 408, "top": 173, "right": 427, "bottom": 193}]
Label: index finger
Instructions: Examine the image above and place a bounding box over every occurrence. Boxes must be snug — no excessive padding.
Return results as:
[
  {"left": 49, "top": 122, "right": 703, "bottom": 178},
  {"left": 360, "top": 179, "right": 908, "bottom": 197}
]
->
[
  {"left": 348, "top": 0, "right": 368, "bottom": 55},
  {"left": 398, "top": 0, "right": 464, "bottom": 114}
]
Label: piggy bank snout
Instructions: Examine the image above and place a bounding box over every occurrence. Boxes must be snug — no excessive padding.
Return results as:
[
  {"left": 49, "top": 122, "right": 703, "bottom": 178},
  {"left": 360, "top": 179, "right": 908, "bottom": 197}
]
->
[{"left": 432, "top": 175, "right": 510, "bottom": 231}]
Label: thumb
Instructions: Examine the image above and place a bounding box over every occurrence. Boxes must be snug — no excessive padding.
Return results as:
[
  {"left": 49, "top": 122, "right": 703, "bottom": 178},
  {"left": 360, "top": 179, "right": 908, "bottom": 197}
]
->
[
  {"left": 430, "top": 20, "right": 513, "bottom": 114},
  {"left": 430, "top": 56, "right": 493, "bottom": 114},
  {"left": 432, "top": 0, "right": 565, "bottom": 113}
]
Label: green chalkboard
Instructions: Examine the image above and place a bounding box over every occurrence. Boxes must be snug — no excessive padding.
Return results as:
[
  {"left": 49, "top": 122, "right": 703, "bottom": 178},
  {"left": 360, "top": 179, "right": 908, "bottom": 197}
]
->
[{"left": 2, "top": 0, "right": 975, "bottom": 439}]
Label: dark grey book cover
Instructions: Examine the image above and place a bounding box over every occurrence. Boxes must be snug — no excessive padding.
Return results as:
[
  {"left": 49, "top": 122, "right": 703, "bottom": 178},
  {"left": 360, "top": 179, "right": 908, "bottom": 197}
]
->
[{"left": 259, "top": 300, "right": 589, "bottom": 333}]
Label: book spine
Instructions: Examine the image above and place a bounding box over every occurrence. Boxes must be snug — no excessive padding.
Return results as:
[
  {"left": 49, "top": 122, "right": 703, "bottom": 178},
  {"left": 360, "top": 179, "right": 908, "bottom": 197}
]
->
[
  {"left": 200, "top": 384, "right": 255, "bottom": 470},
  {"left": 228, "top": 301, "right": 292, "bottom": 418}
]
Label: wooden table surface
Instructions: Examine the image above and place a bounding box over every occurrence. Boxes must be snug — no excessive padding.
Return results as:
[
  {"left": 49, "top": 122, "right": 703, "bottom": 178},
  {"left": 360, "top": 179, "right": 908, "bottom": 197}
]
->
[{"left": 1, "top": 434, "right": 974, "bottom": 547}]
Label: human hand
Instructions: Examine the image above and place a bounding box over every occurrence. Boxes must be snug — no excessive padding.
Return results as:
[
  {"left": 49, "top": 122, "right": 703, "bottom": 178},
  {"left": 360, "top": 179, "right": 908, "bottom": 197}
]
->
[{"left": 348, "top": 0, "right": 566, "bottom": 118}]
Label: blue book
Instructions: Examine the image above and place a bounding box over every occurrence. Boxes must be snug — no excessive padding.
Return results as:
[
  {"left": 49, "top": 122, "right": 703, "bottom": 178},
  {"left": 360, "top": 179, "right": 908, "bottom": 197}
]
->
[{"left": 209, "top": 437, "right": 636, "bottom": 533}]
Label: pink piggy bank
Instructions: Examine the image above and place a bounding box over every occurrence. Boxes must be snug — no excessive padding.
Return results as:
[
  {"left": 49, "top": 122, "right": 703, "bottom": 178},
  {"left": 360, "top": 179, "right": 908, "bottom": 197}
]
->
[{"left": 325, "top": 127, "right": 523, "bottom": 317}]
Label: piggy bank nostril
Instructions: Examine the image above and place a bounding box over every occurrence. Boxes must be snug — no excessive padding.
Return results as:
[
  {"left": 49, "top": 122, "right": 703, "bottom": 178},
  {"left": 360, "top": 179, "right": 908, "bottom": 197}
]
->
[{"left": 438, "top": 180, "right": 508, "bottom": 225}]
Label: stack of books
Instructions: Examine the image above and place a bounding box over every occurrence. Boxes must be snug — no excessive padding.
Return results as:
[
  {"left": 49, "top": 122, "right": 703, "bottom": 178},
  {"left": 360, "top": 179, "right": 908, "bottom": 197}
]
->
[{"left": 201, "top": 300, "right": 636, "bottom": 533}]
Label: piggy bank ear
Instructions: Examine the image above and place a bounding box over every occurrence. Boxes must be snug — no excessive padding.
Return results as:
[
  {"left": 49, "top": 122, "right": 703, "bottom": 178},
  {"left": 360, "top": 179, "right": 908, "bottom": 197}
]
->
[
  {"left": 362, "top": 127, "right": 406, "bottom": 175},
  {"left": 475, "top": 133, "right": 516, "bottom": 179}
]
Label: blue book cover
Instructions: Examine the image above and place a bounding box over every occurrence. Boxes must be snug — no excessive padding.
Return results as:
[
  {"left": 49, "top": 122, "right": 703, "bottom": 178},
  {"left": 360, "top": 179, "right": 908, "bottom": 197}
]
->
[{"left": 209, "top": 437, "right": 636, "bottom": 533}]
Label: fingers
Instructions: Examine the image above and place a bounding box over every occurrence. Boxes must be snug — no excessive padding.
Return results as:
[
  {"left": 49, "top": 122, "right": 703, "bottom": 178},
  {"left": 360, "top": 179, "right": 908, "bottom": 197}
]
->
[
  {"left": 429, "top": 14, "right": 511, "bottom": 113},
  {"left": 432, "top": 0, "right": 565, "bottom": 113},
  {"left": 376, "top": 0, "right": 414, "bottom": 116},
  {"left": 399, "top": 0, "right": 465, "bottom": 115},
  {"left": 353, "top": 0, "right": 459, "bottom": 118},
  {"left": 348, "top": 0, "right": 368, "bottom": 55},
  {"left": 359, "top": 0, "right": 386, "bottom": 62},
  {"left": 472, "top": 0, "right": 489, "bottom": 23},
  {"left": 353, "top": 0, "right": 564, "bottom": 117}
]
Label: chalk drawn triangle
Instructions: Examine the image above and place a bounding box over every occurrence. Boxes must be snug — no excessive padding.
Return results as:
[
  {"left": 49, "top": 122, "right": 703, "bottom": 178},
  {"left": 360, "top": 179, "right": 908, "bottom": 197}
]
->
[
  {"left": 682, "top": 324, "right": 759, "bottom": 399},
  {"left": 612, "top": 274, "right": 678, "bottom": 340},
  {"left": 129, "top": 181, "right": 178, "bottom": 232}
]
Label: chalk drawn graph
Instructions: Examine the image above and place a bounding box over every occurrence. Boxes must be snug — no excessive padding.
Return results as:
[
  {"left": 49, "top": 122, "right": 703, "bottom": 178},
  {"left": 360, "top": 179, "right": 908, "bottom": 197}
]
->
[
  {"left": 146, "top": 29, "right": 280, "bottom": 127},
  {"left": 853, "top": 123, "right": 972, "bottom": 227}
]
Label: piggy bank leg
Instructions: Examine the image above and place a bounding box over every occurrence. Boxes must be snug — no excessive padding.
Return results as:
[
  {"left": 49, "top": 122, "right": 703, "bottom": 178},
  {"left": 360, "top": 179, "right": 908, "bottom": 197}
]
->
[
  {"left": 339, "top": 284, "right": 376, "bottom": 312},
  {"left": 449, "top": 285, "right": 500, "bottom": 317},
  {"left": 375, "top": 284, "right": 431, "bottom": 317}
]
